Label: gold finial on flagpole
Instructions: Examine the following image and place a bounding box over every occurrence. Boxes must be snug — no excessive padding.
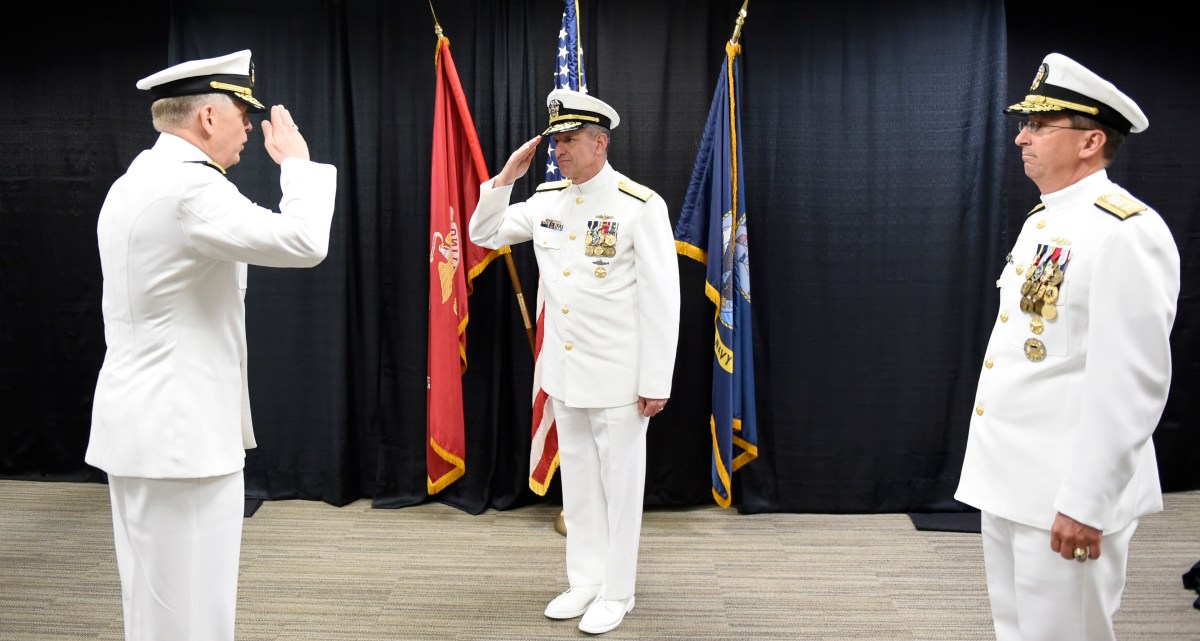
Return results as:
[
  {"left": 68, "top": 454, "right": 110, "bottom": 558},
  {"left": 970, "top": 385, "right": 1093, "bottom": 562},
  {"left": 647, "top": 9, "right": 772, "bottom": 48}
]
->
[
  {"left": 429, "top": 0, "right": 444, "bottom": 40},
  {"left": 730, "top": 0, "right": 749, "bottom": 45}
]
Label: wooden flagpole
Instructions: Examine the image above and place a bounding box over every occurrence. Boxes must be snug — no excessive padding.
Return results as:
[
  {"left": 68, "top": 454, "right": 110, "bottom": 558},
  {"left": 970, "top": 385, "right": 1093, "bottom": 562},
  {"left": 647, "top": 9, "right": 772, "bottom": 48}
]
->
[{"left": 430, "top": 2, "right": 537, "bottom": 358}]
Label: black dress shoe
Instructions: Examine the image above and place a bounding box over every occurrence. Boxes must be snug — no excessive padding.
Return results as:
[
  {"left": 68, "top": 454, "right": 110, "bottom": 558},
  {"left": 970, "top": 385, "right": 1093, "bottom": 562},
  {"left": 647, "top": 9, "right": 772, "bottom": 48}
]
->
[{"left": 1183, "top": 560, "right": 1200, "bottom": 592}]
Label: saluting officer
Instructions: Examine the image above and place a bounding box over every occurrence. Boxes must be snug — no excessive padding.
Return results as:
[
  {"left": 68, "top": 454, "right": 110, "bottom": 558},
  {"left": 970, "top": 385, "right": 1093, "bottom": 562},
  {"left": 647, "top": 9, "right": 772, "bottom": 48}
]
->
[
  {"left": 955, "top": 53, "right": 1180, "bottom": 641},
  {"left": 88, "top": 50, "right": 337, "bottom": 641},
  {"left": 470, "top": 88, "right": 680, "bottom": 635}
]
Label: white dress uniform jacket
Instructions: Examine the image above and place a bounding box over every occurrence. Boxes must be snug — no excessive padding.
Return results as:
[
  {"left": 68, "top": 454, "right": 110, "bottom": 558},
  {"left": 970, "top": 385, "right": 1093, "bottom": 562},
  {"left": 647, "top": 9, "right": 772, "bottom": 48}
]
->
[
  {"left": 87, "top": 133, "right": 337, "bottom": 479},
  {"left": 956, "top": 170, "right": 1180, "bottom": 533},
  {"left": 469, "top": 162, "right": 680, "bottom": 408}
]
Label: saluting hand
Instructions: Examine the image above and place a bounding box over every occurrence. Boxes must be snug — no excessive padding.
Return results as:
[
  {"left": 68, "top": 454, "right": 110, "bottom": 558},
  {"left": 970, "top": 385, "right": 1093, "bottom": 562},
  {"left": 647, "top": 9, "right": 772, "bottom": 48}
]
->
[
  {"left": 262, "top": 104, "right": 311, "bottom": 165},
  {"left": 494, "top": 136, "right": 543, "bottom": 187}
]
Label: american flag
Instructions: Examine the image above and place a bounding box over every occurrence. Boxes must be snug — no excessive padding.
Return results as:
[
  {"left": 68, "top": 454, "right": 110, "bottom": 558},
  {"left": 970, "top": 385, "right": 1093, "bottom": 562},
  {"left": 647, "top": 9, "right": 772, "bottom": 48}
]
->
[
  {"left": 530, "top": 0, "right": 588, "bottom": 495},
  {"left": 544, "top": 0, "right": 588, "bottom": 182}
]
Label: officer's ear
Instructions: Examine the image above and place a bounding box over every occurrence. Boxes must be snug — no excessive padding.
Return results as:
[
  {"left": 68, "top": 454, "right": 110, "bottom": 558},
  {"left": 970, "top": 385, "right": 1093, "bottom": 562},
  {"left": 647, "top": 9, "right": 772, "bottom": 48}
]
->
[
  {"left": 594, "top": 131, "right": 608, "bottom": 155},
  {"left": 196, "top": 103, "right": 220, "bottom": 136},
  {"left": 1078, "top": 129, "right": 1106, "bottom": 160}
]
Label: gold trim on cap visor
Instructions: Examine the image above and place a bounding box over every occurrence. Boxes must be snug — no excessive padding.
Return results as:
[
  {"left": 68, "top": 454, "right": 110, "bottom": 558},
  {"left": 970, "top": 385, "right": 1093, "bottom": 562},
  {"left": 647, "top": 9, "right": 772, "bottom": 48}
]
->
[
  {"left": 1011, "top": 94, "right": 1100, "bottom": 115},
  {"left": 543, "top": 121, "right": 586, "bottom": 135}
]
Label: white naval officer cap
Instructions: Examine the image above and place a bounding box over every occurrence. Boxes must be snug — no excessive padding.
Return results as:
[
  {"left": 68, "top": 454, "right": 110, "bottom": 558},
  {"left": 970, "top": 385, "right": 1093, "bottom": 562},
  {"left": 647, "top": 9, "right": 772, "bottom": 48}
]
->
[
  {"left": 135, "top": 49, "right": 266, "bottom": 113},
  {"left": 541, "top": 88, "right": 620, "bottom": 136},
  {"left": 1005, "top": 52, "right": 1147, "bottom": 134}
]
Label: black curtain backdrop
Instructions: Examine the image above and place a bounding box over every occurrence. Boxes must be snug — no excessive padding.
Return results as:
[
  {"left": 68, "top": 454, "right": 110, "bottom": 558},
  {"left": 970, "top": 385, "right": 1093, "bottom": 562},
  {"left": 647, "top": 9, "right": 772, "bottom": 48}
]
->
[{"left": 2, "top": 0, "right": 1195, "bottom": 515}]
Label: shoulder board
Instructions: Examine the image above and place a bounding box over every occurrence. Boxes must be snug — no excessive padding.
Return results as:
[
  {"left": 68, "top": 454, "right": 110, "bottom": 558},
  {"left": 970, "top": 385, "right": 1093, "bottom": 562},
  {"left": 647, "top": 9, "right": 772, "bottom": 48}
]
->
[
  {"left": 186, "top": 160, "right": 226, "bottom": 175},
  {"left": 1025, "top": 203, "right": 1045, "bottom": 217},
  {"left": 1094, "top": 193, "right": 1147, "bottom": 220},
  {"left": 618, "top": 179, "right": 655, "bottom": 202},
  {"left": 536, "top": 179, "right": 572, "bottom": 192}
]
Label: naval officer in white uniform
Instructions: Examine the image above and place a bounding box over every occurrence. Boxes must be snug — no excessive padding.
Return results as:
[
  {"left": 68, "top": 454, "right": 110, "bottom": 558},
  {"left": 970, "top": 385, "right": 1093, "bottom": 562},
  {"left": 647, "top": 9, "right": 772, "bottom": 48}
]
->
[
  {"left": 87, "top": 50, "right": 337, "bottom": 641},
  {"left": 470, "top": 88, "right": 680, "bottom": 635},
  {"left": 955, "top": 53, "right": 1179, "bottom": 641}
]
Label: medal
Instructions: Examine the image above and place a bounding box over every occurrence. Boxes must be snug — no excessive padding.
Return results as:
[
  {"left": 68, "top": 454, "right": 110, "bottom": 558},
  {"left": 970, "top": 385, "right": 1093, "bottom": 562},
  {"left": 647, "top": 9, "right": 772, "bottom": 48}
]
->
[
  {"left": 1041, "top": 302, "right": 1058, "bottom": 320},
  {"left": 586, "top": 220, "right": 598, "bottom": 245},
  {"left": 1029, "top": 316, "right": 1045, "bottom": 335},
  {"left": 1024, "top": 338, "right": 1046, "bottom": 362},
  {"left": 594, "top": 266, "right": 607, "bottom": 279},
  {"left": 1043, "top": 285, "right": 1058, "bottom": 304}
]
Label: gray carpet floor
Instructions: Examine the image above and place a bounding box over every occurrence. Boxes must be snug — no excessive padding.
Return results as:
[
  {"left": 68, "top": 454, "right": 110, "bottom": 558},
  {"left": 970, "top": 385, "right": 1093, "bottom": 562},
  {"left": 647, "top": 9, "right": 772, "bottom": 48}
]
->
[{"left": 2, "top": 480, "right": 1197, "bottom": 640}]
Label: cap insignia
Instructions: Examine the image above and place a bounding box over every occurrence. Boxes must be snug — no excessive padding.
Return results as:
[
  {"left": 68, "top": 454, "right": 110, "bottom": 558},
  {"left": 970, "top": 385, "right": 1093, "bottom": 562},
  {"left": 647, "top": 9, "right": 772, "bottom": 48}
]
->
[
  {"left": 1030, "top": 62, "right": 1047, "bottom": 91},
  {"left": 548, "top": 99, "right": 562, "bottom": 120}
]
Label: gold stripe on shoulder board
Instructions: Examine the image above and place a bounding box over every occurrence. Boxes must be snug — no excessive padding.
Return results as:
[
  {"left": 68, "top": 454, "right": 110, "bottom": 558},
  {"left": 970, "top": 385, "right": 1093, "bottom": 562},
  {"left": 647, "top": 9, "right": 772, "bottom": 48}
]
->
[
  {"left": 1094, "top": 193, "right": 1147, "bottom": 220},
  {"left": 618, "top": 179, "right": 655, "bottom": 202},
  {"left": 1026, "top": 203, "right": 1046, "bottom": 217},
  {"left": 537, "top": 179, "right": 572, "bottom": 192}
]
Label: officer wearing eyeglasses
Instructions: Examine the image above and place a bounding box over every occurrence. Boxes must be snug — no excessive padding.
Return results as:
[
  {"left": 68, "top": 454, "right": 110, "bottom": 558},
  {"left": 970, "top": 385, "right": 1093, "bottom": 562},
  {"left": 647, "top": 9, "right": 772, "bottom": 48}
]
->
[
  {"left": 955, "top": 53, "right": 1180, "bottom": 641},
  {"left": 470, "top": 89, "right": 680, "bottom": 635}
]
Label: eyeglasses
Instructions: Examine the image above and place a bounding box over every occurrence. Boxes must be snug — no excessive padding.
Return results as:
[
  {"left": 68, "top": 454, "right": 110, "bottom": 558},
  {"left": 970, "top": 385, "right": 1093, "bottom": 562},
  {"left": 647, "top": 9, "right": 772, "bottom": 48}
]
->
[{"left": 1017, "top": 121, "right": 1094, "bottom": 135}]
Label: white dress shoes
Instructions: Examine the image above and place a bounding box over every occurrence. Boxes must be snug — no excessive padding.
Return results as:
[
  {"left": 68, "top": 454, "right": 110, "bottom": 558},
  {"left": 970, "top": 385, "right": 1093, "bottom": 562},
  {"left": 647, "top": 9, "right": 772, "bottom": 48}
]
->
[
  {"left": 544, "top": 585, "right": 601, "bottom": 619},
  {"left": 578, "top": 595, "right": 635, "bottom": 634}
]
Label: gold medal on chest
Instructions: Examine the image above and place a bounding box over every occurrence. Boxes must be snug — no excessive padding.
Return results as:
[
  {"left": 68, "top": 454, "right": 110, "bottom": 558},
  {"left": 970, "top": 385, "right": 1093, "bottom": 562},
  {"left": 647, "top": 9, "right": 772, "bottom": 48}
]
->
[{"left": 1023, "top": 338, "right": 1046, "bottom": 362}]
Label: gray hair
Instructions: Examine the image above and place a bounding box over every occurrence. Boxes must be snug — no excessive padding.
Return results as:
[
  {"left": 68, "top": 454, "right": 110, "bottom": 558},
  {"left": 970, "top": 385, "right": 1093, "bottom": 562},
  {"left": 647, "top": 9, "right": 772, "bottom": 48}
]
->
[
  {"left": 150, "top": 94, "right": 233, "bottom": 132},
  {"left": 581, "top": 123, "right": 611, "bottom": 142}
]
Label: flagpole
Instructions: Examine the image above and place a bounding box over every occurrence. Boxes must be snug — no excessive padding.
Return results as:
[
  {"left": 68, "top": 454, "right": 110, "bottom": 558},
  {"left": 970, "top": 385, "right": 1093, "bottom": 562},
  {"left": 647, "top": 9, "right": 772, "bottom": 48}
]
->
[
  {"left": 503, "top": 253, "right": 537, "bottom": 356},
  {"left": 730, "top": 0, "right": 749, "bottom": 45},
  {"left": 429, "top": 0, "right": 443, "bottom": 39},
  {"left": 429, "top": 3, "right": 538, "bottom": 358}
]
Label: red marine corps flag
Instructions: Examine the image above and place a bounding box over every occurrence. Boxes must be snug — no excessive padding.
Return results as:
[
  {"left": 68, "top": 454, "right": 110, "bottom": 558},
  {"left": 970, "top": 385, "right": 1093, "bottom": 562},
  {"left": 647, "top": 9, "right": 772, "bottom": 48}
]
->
[{"left": 427, "top": 33, "right": 505, "bottom": 494}]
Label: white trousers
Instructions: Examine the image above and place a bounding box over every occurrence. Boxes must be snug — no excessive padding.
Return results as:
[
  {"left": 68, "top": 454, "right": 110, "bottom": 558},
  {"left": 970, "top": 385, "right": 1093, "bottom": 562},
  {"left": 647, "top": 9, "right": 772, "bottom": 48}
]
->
[
  {"left": 981, "top": 510, "right": 1136, "bottom": 641},
  {"left": 553, "top": 398, "right": 649, "bottom": 600},
  {"left": 108, "top": 471, "right": 244, "bottom": 641}
]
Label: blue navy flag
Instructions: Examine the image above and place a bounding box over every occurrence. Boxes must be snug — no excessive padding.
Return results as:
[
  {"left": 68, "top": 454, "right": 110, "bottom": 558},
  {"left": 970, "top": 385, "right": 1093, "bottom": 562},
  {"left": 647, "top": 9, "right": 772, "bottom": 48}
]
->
[
  {"left": 674, "top": 41, "right": 758, "bottom": 508},
  {"left": 545, "top": 0, "right": 588, "bottom": 181}
]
